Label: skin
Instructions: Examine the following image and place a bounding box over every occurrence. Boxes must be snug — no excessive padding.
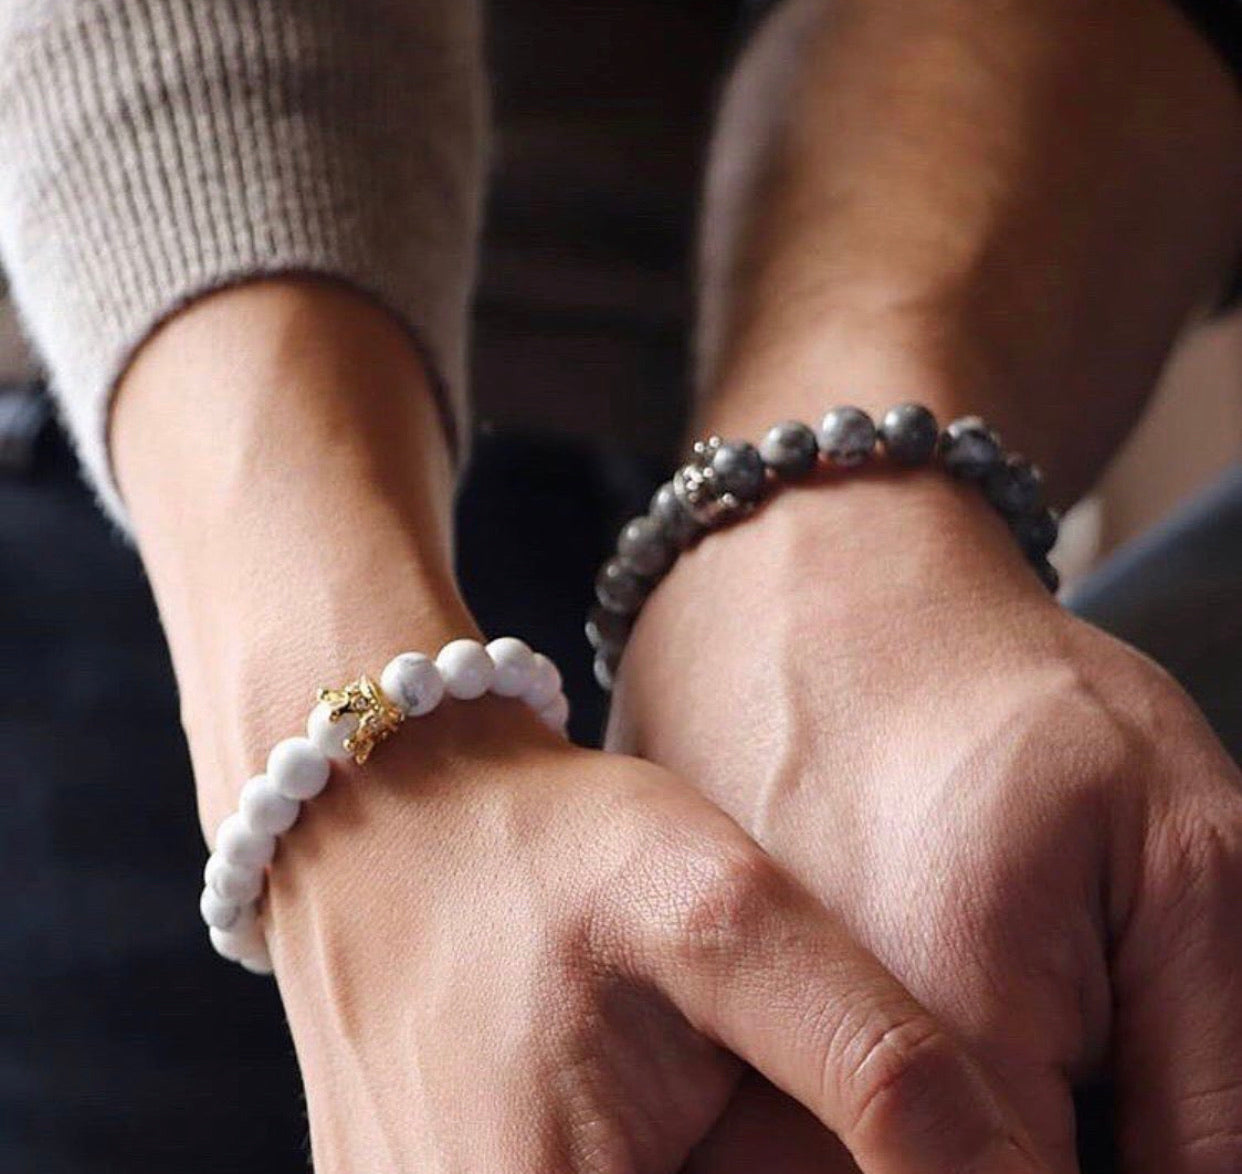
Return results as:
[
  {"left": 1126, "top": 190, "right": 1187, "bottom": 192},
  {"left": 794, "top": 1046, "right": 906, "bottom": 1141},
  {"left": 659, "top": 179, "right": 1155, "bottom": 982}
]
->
[
  {"left": 608, "top": 1, "right": 1242, "bottom": 1172},
  {"left": 110, "top": 281, "right": 1050, "bottom": 1173}
]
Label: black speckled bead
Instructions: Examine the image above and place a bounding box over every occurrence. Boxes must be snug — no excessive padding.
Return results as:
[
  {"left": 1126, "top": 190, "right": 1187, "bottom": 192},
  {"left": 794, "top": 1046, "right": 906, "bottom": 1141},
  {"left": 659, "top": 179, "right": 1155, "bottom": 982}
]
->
[
  {"left": 879, "top": 403, "right": 939, "bottom": 466},
  {"left": 711, "top": 441, "right": 767, "bottom": 502},
  {"left": 649, "top": 481, "right": 702, "bottom": 547},
  {"left": 819, "top": 406, "right": 877, "bottom": 468},
  {"left": 985, "top": 456, "right": 1043, "bottom": 516},
  {"left": 759, "top": 421, "right": 820, "bottom": 479},
  {"left": 940, "top": 416, "right": 1003, "bottom": 480},
  {"left": 617, "top": 516, "right": 674, "bottom": 577},
  {"left": 1012, "top": 506, "right": 1059, "bottom": 559},
  {"left": 595, "top": 558, "right": 650, "bottom": 615},
  {"left": 585, "top": 604, "right": 632, "bottom": 653}
]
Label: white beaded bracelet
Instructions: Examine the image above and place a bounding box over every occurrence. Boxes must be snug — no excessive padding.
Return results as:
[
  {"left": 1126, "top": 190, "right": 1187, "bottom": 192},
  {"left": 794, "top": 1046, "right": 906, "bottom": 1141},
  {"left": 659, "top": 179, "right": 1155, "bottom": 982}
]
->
[{"left": 199, "top": 637, "right": 569, "bottom": 974}]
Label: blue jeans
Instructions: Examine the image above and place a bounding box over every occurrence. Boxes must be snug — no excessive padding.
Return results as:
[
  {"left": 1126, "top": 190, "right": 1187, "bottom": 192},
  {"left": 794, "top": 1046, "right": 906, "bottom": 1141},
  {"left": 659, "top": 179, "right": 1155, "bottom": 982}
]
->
[{"left": 2, "top": 388, "right": 1237, "bottom": 1170}]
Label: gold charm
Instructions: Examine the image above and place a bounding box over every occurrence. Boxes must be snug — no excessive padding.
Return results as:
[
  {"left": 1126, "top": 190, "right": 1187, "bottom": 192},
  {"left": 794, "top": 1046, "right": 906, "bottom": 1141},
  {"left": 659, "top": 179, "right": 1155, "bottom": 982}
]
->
[{"left": 316, "top": 674, "right": 405, "bottom": 765}]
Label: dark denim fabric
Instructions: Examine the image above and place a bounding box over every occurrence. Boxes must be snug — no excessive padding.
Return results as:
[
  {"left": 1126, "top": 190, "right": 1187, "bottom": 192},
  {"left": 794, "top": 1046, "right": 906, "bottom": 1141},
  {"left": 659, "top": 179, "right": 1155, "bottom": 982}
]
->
[
  {"left": 1, "top": 388, "right": 1237, "bottom": 1171},
  {"left": 1, "top": 422, "right": 304, "bottom": 1172}
]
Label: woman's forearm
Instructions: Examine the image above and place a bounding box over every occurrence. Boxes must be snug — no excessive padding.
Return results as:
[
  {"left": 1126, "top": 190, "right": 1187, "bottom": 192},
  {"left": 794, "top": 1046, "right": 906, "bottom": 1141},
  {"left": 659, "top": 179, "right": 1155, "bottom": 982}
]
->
[
  {"left": 112, "top": 279, "right": 473, "bottom": 829},
  {"left": 699, "top": 0, "right": 1242, "bottom": 499},
  {"left": 0, "top": 0, "right": 484, "bottom": 525}
]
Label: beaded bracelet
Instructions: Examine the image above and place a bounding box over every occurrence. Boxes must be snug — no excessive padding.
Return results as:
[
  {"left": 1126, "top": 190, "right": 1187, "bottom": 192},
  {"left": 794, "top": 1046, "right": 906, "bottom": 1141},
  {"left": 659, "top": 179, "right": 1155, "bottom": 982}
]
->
[
  {"left": 587, "top": 404, "right": 1060, "bottom": 691},
  {"left": 199, "top": 637, "right": 569, "bottom": 974}
]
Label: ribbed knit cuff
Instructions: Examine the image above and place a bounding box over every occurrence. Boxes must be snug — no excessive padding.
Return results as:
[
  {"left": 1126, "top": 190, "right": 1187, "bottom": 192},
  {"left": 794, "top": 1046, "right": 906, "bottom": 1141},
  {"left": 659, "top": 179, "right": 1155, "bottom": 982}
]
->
[{"left": 0, "top": 0, "right": 485, "bottom": 527}]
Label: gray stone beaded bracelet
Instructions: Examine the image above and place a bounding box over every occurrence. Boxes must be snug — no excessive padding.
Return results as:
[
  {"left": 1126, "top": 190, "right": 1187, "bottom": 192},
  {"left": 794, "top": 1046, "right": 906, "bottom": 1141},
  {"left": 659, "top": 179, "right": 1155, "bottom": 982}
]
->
[{"left": 587, "top": 404, "right": 1060, "bottom": 691}]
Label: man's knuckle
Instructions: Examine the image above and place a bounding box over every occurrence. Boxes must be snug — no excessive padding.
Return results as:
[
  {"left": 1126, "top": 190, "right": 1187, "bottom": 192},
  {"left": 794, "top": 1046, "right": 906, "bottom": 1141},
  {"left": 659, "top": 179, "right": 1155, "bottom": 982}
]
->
[{"left": 677, "top": 845, "right": 781, "bottom": 960}]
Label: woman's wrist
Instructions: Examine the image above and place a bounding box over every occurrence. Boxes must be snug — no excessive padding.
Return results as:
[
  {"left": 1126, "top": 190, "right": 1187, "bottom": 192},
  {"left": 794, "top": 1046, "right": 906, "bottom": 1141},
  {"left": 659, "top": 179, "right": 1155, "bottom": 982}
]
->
[
  {"left": 111, "top": 279, "right": 471, "bottom": 826},
  {"left": 261, "top": 698, "right": 564, "bottom": 973}
]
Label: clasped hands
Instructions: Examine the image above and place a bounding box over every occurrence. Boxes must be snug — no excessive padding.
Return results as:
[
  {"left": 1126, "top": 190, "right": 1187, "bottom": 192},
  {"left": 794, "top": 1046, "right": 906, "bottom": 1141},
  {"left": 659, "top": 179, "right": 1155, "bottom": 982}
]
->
[
  {"left": 121, "top": 283, "right": 1242, "bottom": 1174},
  {"left": 257, "top": 469, "right": 1242, "bottom": 1174}
]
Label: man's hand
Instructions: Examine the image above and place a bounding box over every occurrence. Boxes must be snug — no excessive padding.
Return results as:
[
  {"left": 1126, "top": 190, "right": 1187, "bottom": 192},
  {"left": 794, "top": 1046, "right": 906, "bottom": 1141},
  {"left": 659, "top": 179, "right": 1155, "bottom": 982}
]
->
[
  {"left": 640, "top": 0, "right": 1242, "bottom": 1161},
  {"left": 610, "top": 474, "right": 1242, "bottom": 1172}
]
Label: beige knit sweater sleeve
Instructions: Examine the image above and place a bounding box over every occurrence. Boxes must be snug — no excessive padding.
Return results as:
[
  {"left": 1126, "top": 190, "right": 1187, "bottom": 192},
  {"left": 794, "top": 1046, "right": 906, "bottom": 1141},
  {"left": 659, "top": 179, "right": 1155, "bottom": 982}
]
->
[{"left": 0, "top": 0, "right": 487, "bottom": 524}]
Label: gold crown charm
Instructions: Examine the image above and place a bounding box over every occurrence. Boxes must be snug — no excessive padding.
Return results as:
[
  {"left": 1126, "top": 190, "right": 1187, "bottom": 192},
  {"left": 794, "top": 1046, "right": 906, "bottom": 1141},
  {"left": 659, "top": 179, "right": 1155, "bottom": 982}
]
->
[{"left": 316, "top": 674, "right": 405, "bottom": 765}]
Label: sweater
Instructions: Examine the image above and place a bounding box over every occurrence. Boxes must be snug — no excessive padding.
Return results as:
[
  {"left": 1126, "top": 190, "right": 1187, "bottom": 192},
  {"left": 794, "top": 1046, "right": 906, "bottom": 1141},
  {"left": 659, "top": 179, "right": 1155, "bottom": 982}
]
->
[{"left": 0, "top": 0, "right": 486, "bottom": 525}]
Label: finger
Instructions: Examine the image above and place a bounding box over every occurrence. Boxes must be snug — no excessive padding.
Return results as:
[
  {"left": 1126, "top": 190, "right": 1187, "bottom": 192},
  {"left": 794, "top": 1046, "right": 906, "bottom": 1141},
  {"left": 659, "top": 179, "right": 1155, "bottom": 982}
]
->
[
  {"left": 632, "top": 846, "right": 1059, "bottom": 1174},
  {"left": 1113, "top": 789, "right": 1242, "bottom": 1173}
]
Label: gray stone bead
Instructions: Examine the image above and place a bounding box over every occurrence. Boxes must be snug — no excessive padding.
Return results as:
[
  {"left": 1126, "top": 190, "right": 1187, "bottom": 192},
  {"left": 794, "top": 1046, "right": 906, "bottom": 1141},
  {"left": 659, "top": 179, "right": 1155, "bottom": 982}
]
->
[
  {"left": 1012, "top": 506, "right": 1059, "bottom": 559},
  {"left": 710, "top": 441, "right": 767, "bottom": 502},
  {"left": 585, "top": 604, "right": 632, "bottom": 653},
  {"left": 759, "top": 421, "right": 819, "bottom": 479},
  {"left": 649, "top": 481, "right": 702, "bottom": 547},
  {"left": 595, "top": 558, "right": 650, "bottom": 615},
  {"left": 940, "top": 416, "right": 1003, "bottom": 480},
  {"left": 617, "top": 515, "right": 674, "bottom": 577},
  {"left": 985, "top": 456, "right": 1043, "bottom": 516},
  {"left": 818, "top": 406, "right": 877, "bottom": 468},
  {"left": 879, "top": 403, "right": 939, "bottom": 465}
]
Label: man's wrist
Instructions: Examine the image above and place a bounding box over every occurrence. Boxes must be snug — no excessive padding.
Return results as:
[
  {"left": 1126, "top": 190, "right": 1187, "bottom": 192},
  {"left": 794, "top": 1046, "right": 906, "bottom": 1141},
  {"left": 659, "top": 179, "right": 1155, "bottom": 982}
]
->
[
  {"left": 608, "top": 465, "right": 1072, "bottom": 783},
  {"left": 668, "top": 466, "right": 1053, "bottom": 613},
  {"left": 611, "top": 466, "right": 1063, "bottom": 741}
]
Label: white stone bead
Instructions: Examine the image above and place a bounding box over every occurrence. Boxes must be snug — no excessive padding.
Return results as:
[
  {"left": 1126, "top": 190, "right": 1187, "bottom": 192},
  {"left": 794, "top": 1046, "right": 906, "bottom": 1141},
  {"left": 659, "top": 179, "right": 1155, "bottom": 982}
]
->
[
  {"left": 215, "top": 811, "right": 276, "bottom": 870},
  {"left": 199, "top": 884, "right": 243, "bottom": 931},
  {"left": 380, "top": 652, "right": 445, "bottom": 717},
  {"left": 209, "top": 915, "right": 264, "bottom": 964},
  {"left": 523, "top": 653, "right": 563, "bottom": 710},
  {"left": 486, "top": 637, "right": 536, "bottom": 698},
  {"left": 267, "top": 732, "right": 332, "bottom": 801},
  {"left": 537, "top": 692, "right": 571, "bottom": 733},
  {"left": 204, "top": 852, "right": 264, "bottom": 904},
  {"left": 305, "top": 702, "right": 358, "bottom": 765},
  {"left": 209, "top": 926, "right": 244, "bottom": 963},
  {"left": 238, "top": 773, "right": 300, "bottom": 836},
  {"left": 436, "top": 638, "right": 495, "bottom": 700}
]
